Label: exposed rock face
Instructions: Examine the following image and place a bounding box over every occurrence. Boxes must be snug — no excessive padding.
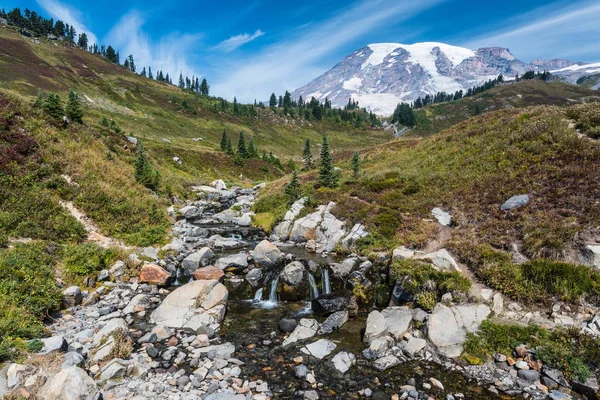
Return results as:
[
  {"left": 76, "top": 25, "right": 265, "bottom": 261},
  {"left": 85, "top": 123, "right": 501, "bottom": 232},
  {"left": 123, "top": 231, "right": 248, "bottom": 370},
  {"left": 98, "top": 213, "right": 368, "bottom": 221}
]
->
[
  {"left": 289, "top": 202, "right": 346, "bottom": 253},
  {"left": 427, "top": 303, "right": 491, "bottom": 358},
  {"left": 253, "top": 240, "right": 283, "bottom": 267},
  {"left": 150, "top": 280, "right": 228, "bottom": 331},
  {"left": 291, "top": 42, "right": 579, "bottom": 116},
  {"left": 139, "top": 264, "right": 171, "bottom": 285},
  {"left": 279, "top": 261, "right": 307, "bottom": 301},
  {"left": 271, "top": 198, "right": 306, "bottom": 241}
]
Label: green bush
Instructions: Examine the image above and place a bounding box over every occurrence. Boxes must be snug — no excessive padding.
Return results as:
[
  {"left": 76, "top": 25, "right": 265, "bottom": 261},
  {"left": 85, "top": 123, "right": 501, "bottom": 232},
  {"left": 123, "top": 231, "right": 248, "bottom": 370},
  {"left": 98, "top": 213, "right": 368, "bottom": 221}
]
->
[{"left": 62, "top": 243, "right": 119, "bottom": 276}]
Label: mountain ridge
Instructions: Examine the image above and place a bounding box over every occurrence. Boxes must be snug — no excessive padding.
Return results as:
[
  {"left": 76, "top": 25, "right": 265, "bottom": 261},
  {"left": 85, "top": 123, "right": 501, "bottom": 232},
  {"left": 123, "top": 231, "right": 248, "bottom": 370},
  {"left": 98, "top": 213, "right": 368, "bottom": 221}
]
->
[{"left": 291, "top": 42, "right": 595, "bottom": 115}]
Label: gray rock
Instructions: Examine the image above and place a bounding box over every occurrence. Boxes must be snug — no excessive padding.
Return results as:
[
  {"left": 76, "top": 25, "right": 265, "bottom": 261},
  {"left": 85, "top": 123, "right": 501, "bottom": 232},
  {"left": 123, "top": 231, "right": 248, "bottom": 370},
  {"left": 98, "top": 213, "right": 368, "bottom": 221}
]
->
[
  {"left": 318, "top": 311, "right": 349, "bottom": 334},
  {"left": 404, "top": 337, "right": 427, "bottom": 356},
  {"left": 279, "top": 318, "right": 298, "bottom": 333},
  {"left": 215, "top": 253, "right": 248, "bottom": 270},
  {"left": 431, "top": 207, "right": 452, "bottom": 226},
  {"left": 501, "top": 194, "right": 530, "bottom": 210},
  {"left": 62, "top": 352, "right": 85, "bottom": 369},
  {"left": 331, "top": 351, "right": 356, "bottom": 374},
  {"left": 38, "top": 366, "right": 99, "bottom": 399},
  {"left": 279, "top": 261, "right": 306, "bottom": 287},
  {"left": 330, "top": 258, "right": 357, "bottom": 278},
  {"left": 295, "top": 364, "right": 309, "bottom": 379},
  {"left": 182, "top": 248, "right": 213, "bottom": 272},
  {"left": 92, "top": 318, "right": 129, "bottom": 347},
  {"left": 363, "top": 310, "right": 387, "bottom": 345},
  {"left": 252, "top": 240, "right": 283, "bottom": 267},
  {"left": 301, "top": 339, "right": 336, "bottom": 359},
  {"left": 39, "top": 335, "right": 67, "bottom": 354},
  {"left": 373, "top": 355, "right": 400, "bottom": 371},
  {"left": 245, "top": 268, "right": 263, "bottom": 287},
  {"left": 62, "top": 286, "right": 82, "bottom": 308},
  {"left": 415, "top": 249, "right": 459, "bottom": 271},
  {"left": 381, "top": 306, "right": 412, "bottom": 340},
  {"left": 549, "top": 391, "right": 572, "bottom": 400},
  {"left": 283, "top": 318, "right": 319, "bottom": 347},
  {"left": 517, "top": 369, "right": 539, "bottom": 382}
]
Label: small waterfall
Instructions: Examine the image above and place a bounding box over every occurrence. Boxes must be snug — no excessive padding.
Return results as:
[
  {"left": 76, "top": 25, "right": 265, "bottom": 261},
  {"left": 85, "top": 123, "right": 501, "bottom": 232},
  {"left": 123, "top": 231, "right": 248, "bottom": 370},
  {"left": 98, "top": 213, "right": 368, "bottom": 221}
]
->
[
  {"left": 254, "top": 287, "right": 264, "bottom": 301},
  {"left": 268, "top": 275, "right": 280, "bottom": 303},
  {"left": 172, "top": 268, "right": 182, "bottom": 286},
  {"left": 307, "top": 272, "right": 319, "bottom": 299},
  {"left": 321, "top": 267, "right": 331, "bottom": 294}
]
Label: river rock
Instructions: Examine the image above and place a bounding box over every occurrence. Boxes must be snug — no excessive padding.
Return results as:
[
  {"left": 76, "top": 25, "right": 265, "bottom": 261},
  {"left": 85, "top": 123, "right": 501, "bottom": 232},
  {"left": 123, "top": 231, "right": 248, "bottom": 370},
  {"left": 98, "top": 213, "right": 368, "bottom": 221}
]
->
[
  {"left": 415, "top": 249, "right": 459, "bottom": 271},
  {"left": 39, "top": 335, "right": 67, "bottom": 354},
  {"left": 280, "top": 261, "right": 307, "bottom": 301},
  {"left": 193, "top": 266, "right": 225, "bottom": 281},
  {"left": 318, "top": 311, "right": 349, "bottom": 334},
  {"left": 330, "top": 258, "right": 356, "bottom": 278},
  {"left": 404, "top": 337, "right": 427, "bottom": 356},
  {"left": 373, "top": 355, "right": 400, "bottom": 371},
  {"left": 93, "top": 318, "right": 129, "bottom": 347},
  {"left": 62, "top": 286, "right": 82, "bottom": 308},
  {"left": 431, "top": 207, "right": 452, "bottom": 226},
  {"left": 139, "top": 264, "right": 171, "bottom": 285},
  {"left": 331, "top": 351, "right": 356, "bottom": 374},
  {"left": 182, "top": 247, "right": 213, "bottom": 273},
  {"left": 427, "top": 303, "right": 491, "bottom": 358},
  {"left": 381, "top": 307, "right": 412, "bottom": 340},
  {"left": 364, "top": 310, "right": 387, "bottom": 345},
  {"left": 150, "top": 280, "right": 228, "bottom": 330},
  {"left": 289, "top": 202, "right": 346, "bottom": 253},
  {"left": 38, "top": 366, "right": 99, "bottom": 399},
  {"left": 215, "top": 253, "right": 248, "bottom": 271},
  {"left": 301, "top": 339, "right": 336, "bottom": 359},
  {"left": 245, "top": 268, "right": 263, "bottom": 287},
  {"left": 501, "top": 194, "right": 530, "bottom": 210},
  {"left": 311, "top": 290, "right": 358, "bottom": 317},
  {"left": 282, "top": 318, "right": 319, "bottom": 347},
  {"left": 279, "top": 318, "right": 298, "bottom": 333},
  {"left": 253, "top": 240, "right": 283, "bottom": 267}
]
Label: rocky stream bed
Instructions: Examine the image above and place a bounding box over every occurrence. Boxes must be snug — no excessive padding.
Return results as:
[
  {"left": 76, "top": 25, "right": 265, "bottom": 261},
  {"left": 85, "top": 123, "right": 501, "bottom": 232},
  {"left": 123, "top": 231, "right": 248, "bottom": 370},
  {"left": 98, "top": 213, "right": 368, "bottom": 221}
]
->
[{"left": 0, "top": 181, "right": 598, "bottom": 400}]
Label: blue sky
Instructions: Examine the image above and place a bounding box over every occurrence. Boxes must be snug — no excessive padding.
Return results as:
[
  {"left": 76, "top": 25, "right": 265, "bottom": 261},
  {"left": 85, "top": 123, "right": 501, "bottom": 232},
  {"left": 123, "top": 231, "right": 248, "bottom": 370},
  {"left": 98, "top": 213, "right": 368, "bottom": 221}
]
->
[{"left": 5, "top": 0, "right": 600, "bottom": 101}]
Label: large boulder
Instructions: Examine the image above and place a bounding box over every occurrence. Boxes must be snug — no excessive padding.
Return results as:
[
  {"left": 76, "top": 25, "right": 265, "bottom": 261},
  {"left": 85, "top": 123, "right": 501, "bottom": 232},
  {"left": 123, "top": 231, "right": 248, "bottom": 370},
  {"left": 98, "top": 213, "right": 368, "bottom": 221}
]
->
[
  {"left": 279, "top": 261, "right": 307, "bottom": 301},
  {"left": 150, "top": 280, "right": 228, "bottom": 331},
  {"left": 381, "top": 307, "right": 413, "bottom": 340},
  {"left": 193, "top": 266, "right": 224, "bottom": 281},
  {"left": 311, "top": 290, "right": 358, "bottom": 317},
  {"left": 38, "top": 366, "right": 99, "bottom": 400},
  {"left": 330, "top": 258, "right": 357, "bottom": 278},
  {"left": 215, "top": 253, "right": 248, "bottom": 271},
  {"left": 253, "top": 240, "right": 283, "bottom": 267},
  {"left": 271, "top": 198, "right": 306, "bottom": 241},
  {"left": 289, "top": 202, "right": 347, "bottom": 253},
  {"left": 282, "top": 319, "right": 319, "bottom": 347},
  {"left": 427, "top": 303, "right": 491, "bottom": 358},
  {"left": 415, "top": 249, "right": 459, "bottom": 271},
  {"left": 62, "top": 286, "right": 82, "bottom": 308},
  {"left": 363, "top": 311, "right": 387, "bottom": 345},
  {"left": 182, "top": 248, "right": 213, "bottom": 273},
  {"left": 139, "top": 264, "right": 171, "bottom": 285}
]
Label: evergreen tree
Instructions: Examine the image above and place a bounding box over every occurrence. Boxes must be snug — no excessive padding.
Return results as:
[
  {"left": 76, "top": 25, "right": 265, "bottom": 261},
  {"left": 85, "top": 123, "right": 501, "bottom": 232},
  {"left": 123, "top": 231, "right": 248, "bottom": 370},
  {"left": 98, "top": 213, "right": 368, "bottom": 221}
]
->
[
  {"left": 233, "top": 97, "right": 239, "bottom": 114},
  {"left": 140, "top": 66, "right": 146, "bottom": 77},
  {"left": 105, "top": 45, "right": 118, "bottom": 63},
  {"left": 278, "top": 95, "right": 283, "bottom": 108},
  {"left": 200, "top": 78, "right": 209, "bottom": 96},
  {"left": 269, "top": 93, "right": 277, "bottom": 108},
  {"left": 287, "top": 159, "right": 296, "bottom": 171},
  {"left": 220, "top": 129, "right": 228, "bottom": 151},
  {"left": 351, "top": 151, "right": 360, "bottom": 180},
  {"left": 225, "top": 136, "right": 234, "bottom": 155},
  {"left": 65, "top": 89, "right": 83, "bottom": 123},
  {"left": 127, "top": 55, "right": 135, "bottom": 72},
  {"left": 318, "top": 135, "right": 337, "bottom": 188},
  {"left": 392, "top": 103, "right": 416, "bottom": 127},
  {"left": 237, "top": 132, "right": 247, "bottom": 158},
  {"left": 33, "top": 91, "right": 43, "bottom": 108},
  {"left": 148, "top": 67, "right": 153, "bottom": 80},
  {"left": 302, "top": 138, "right": 313, "bottom": 170},
  {"left": 247, "top": 136, "right": 257, "bottom": 158},
  {"left": 284, "top": 170, "right": 301, "bottom": 203},
  {"left": 178, "top": 72, "right": 185, "bottom": 88},
  {"left": 77, "top": 32, "right": 88, "bottom": 48},
  {"left": 42, "top": 93, "right": 63, "bottom": 121},
  {"left": 133, "top": 142, "right": 160, "bottom": 191}
]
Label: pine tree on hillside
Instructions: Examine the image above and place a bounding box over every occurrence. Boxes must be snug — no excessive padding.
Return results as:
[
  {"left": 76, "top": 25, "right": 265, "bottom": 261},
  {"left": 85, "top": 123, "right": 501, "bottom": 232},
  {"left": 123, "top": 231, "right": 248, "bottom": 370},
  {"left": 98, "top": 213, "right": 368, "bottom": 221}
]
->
[
  {"left": 318, "top": 135, "right": 337, "bottom": 188},
  {"left": 42, "top": 93, "right": 63, "bottom": 121},
  {"left": 225, "top": 136, "right": 234, "bottom": 155},
  {"left": 77, "top": 32, "right": 88, "bottom": 48},
  {"left": 105, "top": 46, "right": 118, "bottom": 63},
  {"left": 284, "top": 169, "right": 301, "bottom": 203},
  {"left": 134, "top": 142, "right": 160, "bottom": 191},
  {"left": 233, "top": 97, "right": 239, "bottom": 114},
  {"left": 302, "top": 138, "right": 313, "bottom": 170},
  {"left": 392, "top": 103, "right": 416, "bottom": 127},
  {"left": 148, "top": 67, "right": 153, "bottom": 80},
  {"left": 237, "top": 132, "right": 247, "bottom": 158},
  {"left": 351, "top": 151, "right": 360, "bottom": 180},
  {"left": 178, "top": 72, "right": 185, "bottom": 89},
  {"left": 200, "top": 78, "right": 209, "bottom": 96},
  {"left": 247, "top": 137, "right": 257, "bottom": 158},
  {"left": 220, "top": 129, "right": 228, "bottom": 152},
  {"left": 269, "top": 93, "right": 277, "bottom": 108},
  {"left": 65, "top": 89, "right": 83, "bottom": 123},
  {"left": 140, "top": 67, "right": 146, "bottom": 77},
  {"left": 127, "top": 55, "right": 135, "bottom": 72}
]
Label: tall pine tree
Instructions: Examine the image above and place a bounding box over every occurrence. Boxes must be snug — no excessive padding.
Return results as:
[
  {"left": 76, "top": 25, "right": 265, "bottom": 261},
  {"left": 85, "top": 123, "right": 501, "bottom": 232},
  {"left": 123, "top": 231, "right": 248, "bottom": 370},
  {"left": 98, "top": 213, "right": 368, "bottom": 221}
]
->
[
  {"left": 284, "top": 170, "right": 301, "bottom": 203},
  {"left": 351, "top": 151, "right": 360, "bottom": 180},
  {"left": 247, "top": 137, "right": 257, "bottom": 158},
  {"left": 65, "top": 89, "right": 83, "bottom": 123},
  {"left": 237, "top": 132, "right": 247, "bottom": 158},
  {"left": 302, "top": 138, "right": 313, "bottom": 170},
  {"left": 318, "top": 135, "right": 337, "bottom": 188},
  {"left": 220, "top": 129, "right": 228, "bottom": 151}
]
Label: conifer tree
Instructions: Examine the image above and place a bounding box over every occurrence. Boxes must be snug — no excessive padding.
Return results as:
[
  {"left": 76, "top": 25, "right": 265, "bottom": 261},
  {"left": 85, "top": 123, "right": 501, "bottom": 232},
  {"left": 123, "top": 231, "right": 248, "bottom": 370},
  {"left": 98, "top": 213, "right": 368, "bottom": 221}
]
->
[
  {"left": 178, "top": 72, "right": 184, "bottom": 89},
  {"left": 220, "top": 129, "right": 228, "bottom": 151},
  {"left": 284, "top": 170, "right": 301, "bottom": 203},
  {"left": 105, "top": 45, "right": 118, "bottom": 63},
  {"left": 42, "top": 93, "right": 64, "bottom": 121},
  {"left": 134, "top": 142, "right": 160, "bottom": 191},
  {"left": 77, "top": 32, "right": 88, "bottom": 48},
  {"left": 148, "top": 67, "right": 153, "bottom": 80},
  {"left": 65, "top": 89, "right": 83, "bottom": 123},
  {"left": 302, "top": 138, "right": 313, "bottom": 170},
  {"left": 233, "top": 97, "right": 239, "bottom": 114},
  {"left": 226, "top": 136, "right": 234, "bottom": 155},
  {"left": 237, "top": 132, "right": 247, "bottom": 158},
  {"left": 140, "top": 67, "right": 146, "bottom": 77},
  {"left": 351, "top": 151, "right": 360, "bottom": 180},
  {"left": 247, "top": 136, "right": 257, "bottom": 158},
  {"left": 269, "top": 93, "right": 277, "bottom": 108},
  {"left": 318, "top": 134, "right": 337, "bottom": 188},
  {"left": 200, "top": 78, "right": 209, "bottom": 96}
]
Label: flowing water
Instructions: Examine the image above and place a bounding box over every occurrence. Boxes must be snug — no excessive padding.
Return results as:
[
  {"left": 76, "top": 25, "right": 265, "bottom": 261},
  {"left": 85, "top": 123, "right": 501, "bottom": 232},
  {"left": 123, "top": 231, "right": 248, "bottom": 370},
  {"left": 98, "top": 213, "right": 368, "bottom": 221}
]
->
[
  {"left": 321, "top": 267, "right": 331, "bottom": 294},
  {"left": 307, "top": 272, "right": 319, "bottom": 299}
]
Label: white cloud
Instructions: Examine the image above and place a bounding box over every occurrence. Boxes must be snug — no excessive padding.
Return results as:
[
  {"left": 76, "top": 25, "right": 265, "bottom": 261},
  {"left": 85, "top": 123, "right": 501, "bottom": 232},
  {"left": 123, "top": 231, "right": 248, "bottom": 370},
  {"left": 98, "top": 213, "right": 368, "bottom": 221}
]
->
[
  {"left": 464, "top": 0, "right": 600, "bottom": 62},
  {"left": 105, "top": 11, "right": 203, "bottom": 81},
  {"left": 215, "top": 29, "right": 265, "bottom": 52},
  {"left": 36, "top": 0, "right": 98, "bottom": 44},
  {"left": 210, "top": 0, "right": 446, "bottom": 102}
]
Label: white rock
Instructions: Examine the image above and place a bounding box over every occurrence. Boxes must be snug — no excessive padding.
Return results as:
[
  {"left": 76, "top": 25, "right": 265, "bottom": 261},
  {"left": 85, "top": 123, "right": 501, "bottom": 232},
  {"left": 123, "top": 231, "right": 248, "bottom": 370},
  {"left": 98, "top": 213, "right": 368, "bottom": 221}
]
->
[
  {"left": 331, "top": 351, "right": 356, "bottom": 374},
  {"left": 415, "top": 249, "right": 459, "bottom": 271},
  {"left": 431, "top": 207, "right": 452, "bottom": 226},
  {"left": 301, "top": 339, "right": 336, "bottom": 359},
  {"left": 282, "top": 319, "right": 319, "bottom": 347},
  {"left": 38, "top": 366, "right": 99, "bottom": 399},
  {"left": 364, "top": 310, "right": 387, "bottom": 345}
]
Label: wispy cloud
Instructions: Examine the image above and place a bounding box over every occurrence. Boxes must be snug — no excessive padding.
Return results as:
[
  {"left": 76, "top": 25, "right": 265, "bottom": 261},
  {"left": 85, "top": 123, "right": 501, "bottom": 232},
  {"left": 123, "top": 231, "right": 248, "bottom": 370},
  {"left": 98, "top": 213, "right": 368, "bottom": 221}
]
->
[
  {"left": 210, "top": 0, "right": 446, "bottom": 102},
  {"left": 36, "top": 0, "right": 98, "bottom": 45},
  {"left": 105, "top": 11, "right": 203, "bottom": 80},
  {"left": 464, "top": 0, "right": 600, "bottom": 62},
  {"left": 215, "top": 29, "right": 265, "bottom": 52}
]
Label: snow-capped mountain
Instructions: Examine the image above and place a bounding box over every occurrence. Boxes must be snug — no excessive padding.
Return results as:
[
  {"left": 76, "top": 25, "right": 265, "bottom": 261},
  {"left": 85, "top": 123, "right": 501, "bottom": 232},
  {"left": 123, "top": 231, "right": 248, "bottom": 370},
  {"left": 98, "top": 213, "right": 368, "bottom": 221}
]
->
[{"left": 291, "top": 42, "right": 589, "bottom": 116}]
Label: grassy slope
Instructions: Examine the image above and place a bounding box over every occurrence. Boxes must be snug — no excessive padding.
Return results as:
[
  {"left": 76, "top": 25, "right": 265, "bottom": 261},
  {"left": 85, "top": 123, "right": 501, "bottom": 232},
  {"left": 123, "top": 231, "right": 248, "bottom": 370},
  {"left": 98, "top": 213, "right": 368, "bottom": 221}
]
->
[
  {"left": 0, "top": 27, "right": 390, "bottom": 194},
  {"left": 411, "top": 80, "right": 600, "bottom": 136}
]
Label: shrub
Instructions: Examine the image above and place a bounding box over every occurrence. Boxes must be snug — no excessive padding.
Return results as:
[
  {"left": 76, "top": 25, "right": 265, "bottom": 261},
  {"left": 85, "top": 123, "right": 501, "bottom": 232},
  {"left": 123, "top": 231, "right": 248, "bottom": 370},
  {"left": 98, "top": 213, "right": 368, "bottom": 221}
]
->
[{"left": 62, "top": 243, "right": 119, "bottom": 277}]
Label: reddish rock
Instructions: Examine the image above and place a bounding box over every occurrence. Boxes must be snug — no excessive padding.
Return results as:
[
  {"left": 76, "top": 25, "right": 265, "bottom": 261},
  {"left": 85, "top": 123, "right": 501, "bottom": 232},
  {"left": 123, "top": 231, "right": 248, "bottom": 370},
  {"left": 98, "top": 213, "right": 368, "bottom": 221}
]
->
[
  {"left": 167, "top": 336, "right": 178, "bottom": 346},
  {"left": 193, "top": 266, "right": 224, "bottom": 281},
  {"left": 139, "top": 264, "right": 171, "bottom": 285},
  {"left": 507, "top": 357, "right": 516, "bottom": 366},
  {"left": 515, "top": 345, "right": 528, "bottom": 358}
]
